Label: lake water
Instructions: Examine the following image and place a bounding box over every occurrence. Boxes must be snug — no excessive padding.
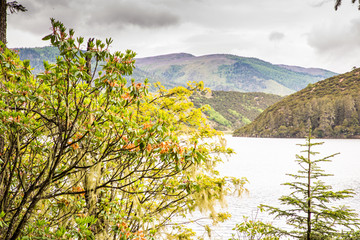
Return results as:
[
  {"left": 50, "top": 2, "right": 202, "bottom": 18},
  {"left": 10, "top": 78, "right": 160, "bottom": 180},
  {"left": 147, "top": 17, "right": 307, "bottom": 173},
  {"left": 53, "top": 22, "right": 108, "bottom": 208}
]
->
[{"left": 191, "top": 136, "right": 360, "bottom": 240}]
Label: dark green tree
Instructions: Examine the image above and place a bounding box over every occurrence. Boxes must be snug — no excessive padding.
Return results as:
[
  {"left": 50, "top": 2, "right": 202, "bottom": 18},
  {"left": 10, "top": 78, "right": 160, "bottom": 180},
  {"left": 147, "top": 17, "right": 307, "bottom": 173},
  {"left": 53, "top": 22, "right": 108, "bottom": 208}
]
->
[{"left": 261, "top": 133, "right": 359, "bottom": 239}]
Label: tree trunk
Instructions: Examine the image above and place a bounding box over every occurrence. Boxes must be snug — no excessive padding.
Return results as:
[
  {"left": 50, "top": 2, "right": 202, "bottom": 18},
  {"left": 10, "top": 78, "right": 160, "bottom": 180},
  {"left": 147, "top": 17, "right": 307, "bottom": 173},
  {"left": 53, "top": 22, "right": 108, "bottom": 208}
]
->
[
  {"left": 307, "top": 139, "right": 311, "bottom": 240},
  {"left": 0, "top": 0, "right": 6, "bottom": 218},
  {"left": 0, "top": 0, "right": 6, "bottom": 45}
]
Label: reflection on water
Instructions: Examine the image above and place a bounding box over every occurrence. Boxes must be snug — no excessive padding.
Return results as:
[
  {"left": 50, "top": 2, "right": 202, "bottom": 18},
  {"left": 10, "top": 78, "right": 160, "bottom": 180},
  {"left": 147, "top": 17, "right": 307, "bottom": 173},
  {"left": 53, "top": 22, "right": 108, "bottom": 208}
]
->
[{"left": 193, "top": 136, "right": 360, "bottom": 239}]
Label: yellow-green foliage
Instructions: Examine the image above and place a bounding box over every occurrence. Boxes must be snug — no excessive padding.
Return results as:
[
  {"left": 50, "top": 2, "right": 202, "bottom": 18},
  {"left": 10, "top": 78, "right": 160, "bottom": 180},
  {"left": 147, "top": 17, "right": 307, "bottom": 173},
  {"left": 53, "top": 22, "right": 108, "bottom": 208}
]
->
[
  {"left": 206, "top": 107, "right": 231, "bottom": 128},
  {"left": 230, "top": 216, "right": 279, "bottom": 240},
  {"left": 0, "top": 19, "right": 247, "bottom": 240}
]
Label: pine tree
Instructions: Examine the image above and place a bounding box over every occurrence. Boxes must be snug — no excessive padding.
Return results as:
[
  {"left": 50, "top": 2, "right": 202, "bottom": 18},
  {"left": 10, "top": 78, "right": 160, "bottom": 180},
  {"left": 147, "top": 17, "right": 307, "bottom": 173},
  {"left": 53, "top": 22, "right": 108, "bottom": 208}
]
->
[{"left": 261, "top": 133, "right": 359, "bottom": 239}]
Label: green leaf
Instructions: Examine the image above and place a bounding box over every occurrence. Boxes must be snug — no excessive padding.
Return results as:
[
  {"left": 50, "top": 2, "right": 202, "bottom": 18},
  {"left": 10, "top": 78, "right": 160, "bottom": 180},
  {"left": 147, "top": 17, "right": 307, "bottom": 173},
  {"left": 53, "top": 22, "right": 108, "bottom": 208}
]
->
[{"left": 42, "top": 34, "right": 52, "bottom": 41}]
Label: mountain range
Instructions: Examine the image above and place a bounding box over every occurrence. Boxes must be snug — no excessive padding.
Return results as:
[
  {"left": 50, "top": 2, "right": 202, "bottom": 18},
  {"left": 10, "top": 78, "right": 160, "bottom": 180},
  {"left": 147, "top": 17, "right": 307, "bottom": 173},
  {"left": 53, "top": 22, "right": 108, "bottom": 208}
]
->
[
  {"left": 132, "top": 53, "right": 337, "bottom": 96},
  {"left": 16, "top": 47, "right": 337, "bottom": 96}
]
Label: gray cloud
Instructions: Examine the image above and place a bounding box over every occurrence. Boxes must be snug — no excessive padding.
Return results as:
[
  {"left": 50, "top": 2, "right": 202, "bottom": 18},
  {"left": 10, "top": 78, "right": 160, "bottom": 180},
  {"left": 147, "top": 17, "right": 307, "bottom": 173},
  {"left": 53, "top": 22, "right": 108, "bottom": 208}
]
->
[
  {"left": 269, "top": 31, "right": 285, "bottom": 41},
  {"left": 306, "top": 17, "right": 360, "bottom": 73},
  {"left": 8, "top": 0, "right": 84, "bottom": 35},
  {"left": 307, "top": 18, "right": 360, "bottom": 53},
  {"left": 309, "top": 0, "right": 332, "bottom": 8},
  {"left": 87, "top": 1, "right": 179, "bottom": 30},
  {"left": 8, "top": 0, "right": 180, "bottom": 37},
  {"left": 6, "top": 0, "right": 360, "bottom": 73}
]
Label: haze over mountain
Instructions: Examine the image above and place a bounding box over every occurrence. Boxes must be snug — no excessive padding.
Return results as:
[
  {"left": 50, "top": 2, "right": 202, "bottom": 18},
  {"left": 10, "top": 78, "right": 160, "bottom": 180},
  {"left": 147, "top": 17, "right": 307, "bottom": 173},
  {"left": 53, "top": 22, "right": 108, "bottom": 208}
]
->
[{"left": 16, "top": 47, "right": 337, "bottom": 96}]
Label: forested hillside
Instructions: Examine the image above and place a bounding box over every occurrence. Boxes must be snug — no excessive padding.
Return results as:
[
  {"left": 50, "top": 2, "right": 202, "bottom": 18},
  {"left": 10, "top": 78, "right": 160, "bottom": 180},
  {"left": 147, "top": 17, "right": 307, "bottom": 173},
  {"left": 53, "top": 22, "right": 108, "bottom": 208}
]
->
[
  {"left": 16, "top": 46, "right": 59, "bottom": 73},
  {"left": 233, "top": 68, "right": 360, "bottom": 138},
  {"left": 191, "top": 91, "right": 282, "bottom": 131}
]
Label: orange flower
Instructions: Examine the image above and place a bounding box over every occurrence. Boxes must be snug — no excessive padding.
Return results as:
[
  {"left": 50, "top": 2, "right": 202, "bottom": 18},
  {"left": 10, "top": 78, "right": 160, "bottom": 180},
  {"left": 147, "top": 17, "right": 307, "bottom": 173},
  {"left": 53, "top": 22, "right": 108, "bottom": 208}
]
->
[
  {"left": 178, "top": 146, "right": 185, "bottom": 155},
  {"left": 71, "top": 143, "right": 79, "bottom": 150},
  {"left": 122, "top": 136, "right": 128, "bottom": 142},
  {"left": 124, "top": 143, "right": 136, "bottom": 151},
  {"left": 143, "top": 122, "right": 152, "bottom": 130},
  {"left": 159, "top": 141, "right": 170, "bottom": 154},
  {"left": 121, "top": 93, "right": 131, "bottom": 101},
  {"left": 146, "top": 144, "right": 152, "bottom": 152},
  {"left": 72, "top": 186, "right": 85, "bottom": 196}
]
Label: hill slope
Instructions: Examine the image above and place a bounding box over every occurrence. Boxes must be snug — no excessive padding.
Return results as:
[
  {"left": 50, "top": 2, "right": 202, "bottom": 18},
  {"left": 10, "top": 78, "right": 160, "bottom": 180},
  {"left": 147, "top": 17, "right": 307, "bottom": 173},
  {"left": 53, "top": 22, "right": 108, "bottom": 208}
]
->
[
  {"left": 133, "top": 53, "right": 337, "bottom": 96},
  {"left": 15, "top": 47, "right": 337, "bottom": 96},
  {"left": 233, "top": 68, "right": 360, "bottom": 138},
  {"left": 191, "top": 91, "right": 283, "bottom": 131}
]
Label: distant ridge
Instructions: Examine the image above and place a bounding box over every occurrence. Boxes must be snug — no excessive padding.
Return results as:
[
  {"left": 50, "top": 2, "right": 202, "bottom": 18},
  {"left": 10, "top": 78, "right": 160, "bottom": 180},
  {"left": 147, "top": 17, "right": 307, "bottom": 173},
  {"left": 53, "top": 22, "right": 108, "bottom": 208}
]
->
[
  {"left": 276, "top": 64, "right": 335, "bottom": 76},
  {"left": 133, "top": 53, "right": 337, "bottom": 96},
  {"left": 137, "top": 53, "right": 195, "bottom": 63},
  {"left": 15, "top": 47, "right": 337, "bottom": 96}
]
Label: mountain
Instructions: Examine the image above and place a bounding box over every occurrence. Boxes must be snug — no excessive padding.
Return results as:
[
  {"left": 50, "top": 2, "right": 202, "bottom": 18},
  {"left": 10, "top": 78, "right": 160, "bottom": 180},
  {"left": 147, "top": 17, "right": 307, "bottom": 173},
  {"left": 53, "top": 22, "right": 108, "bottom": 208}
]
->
[
  {"left": 191, "top": 91, "right": 283, "bottom": 131},
  {"left": 15, "top": 47, "right": 337, "bottom": 96},
  {"left": 276, "top": 64, "right": 335, "bottom": 76},
  {"left": 16, "top": 47, "right": 60, "bottom": 74},
  {"left": 133, "top": 53, "right": 337, "bottom": 96},
  {"left": 233, "top": 68, "right": 360, "bottom": 138}
]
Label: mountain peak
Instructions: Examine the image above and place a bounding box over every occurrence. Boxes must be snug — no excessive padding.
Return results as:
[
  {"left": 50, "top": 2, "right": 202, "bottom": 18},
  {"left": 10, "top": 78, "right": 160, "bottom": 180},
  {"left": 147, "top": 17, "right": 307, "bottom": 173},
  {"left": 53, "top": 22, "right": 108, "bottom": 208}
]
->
[{"left": 136, "top": 53, "right": 195, "bottom": 64}]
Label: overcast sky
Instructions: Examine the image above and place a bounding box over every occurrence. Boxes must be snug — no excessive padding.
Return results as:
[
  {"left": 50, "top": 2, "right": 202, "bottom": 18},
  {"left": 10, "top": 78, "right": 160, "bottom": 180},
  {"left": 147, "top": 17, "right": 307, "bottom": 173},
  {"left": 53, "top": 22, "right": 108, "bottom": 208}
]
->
[{"left": 6, "top": 0, "right": 360, "bottom": 73}]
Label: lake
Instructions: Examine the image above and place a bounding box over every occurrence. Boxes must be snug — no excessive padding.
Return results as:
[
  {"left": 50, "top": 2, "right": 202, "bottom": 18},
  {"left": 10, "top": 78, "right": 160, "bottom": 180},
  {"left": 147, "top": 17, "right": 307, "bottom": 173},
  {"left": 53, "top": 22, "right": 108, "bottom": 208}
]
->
[{"left": 190, "top": 136, "right": 360, "bottom": 240}]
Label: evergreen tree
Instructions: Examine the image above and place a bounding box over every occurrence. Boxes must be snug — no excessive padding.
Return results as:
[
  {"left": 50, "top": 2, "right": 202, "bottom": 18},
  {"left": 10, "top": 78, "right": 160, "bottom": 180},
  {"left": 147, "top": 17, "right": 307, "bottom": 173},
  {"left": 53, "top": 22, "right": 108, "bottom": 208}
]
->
[{"left": 261, "top": 133, "right": 359, "bottom": 239}]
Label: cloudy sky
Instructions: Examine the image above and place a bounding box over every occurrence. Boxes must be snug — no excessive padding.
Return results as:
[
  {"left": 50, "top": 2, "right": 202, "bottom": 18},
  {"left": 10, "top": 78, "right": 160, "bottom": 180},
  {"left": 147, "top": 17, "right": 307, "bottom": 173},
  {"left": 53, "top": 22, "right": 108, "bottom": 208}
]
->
[{"left": 6, "top": 0, "right": 360, "bottom": 73}]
